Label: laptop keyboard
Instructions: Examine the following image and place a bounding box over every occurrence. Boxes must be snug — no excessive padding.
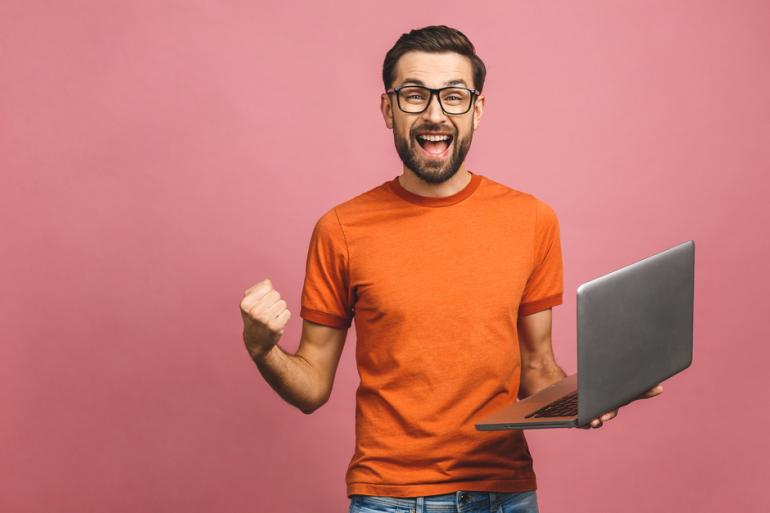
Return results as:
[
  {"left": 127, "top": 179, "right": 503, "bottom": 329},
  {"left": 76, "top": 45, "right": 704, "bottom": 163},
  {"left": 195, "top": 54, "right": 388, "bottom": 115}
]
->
[{"left": 525, "top": 391, "right": 578, "bottom": 418}]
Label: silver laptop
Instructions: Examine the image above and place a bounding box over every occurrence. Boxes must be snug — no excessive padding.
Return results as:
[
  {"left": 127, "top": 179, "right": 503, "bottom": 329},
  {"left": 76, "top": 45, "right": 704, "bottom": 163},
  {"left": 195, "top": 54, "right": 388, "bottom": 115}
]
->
[{"left": 475, "top": 240, "right": 694, "bottom": 430}]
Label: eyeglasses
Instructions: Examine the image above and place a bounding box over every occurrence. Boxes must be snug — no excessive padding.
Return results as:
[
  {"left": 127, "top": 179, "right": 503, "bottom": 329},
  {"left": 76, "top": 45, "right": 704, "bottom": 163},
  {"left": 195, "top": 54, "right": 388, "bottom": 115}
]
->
[{"left": 385, "top": 85, "right": 480, "bottom": 115}]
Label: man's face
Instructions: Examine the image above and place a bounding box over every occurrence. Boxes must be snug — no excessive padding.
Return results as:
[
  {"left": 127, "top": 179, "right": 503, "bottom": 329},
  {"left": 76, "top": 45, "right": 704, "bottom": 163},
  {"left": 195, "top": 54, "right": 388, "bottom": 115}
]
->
[{"left": 381, "top": 51, "right": 485, "bottom": 184}]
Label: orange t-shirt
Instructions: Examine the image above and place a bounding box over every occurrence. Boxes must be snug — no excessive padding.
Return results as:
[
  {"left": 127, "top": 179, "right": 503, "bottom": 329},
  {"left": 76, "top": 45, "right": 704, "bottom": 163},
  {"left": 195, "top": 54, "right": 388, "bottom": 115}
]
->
[{"left": 300, "top": 171, "right": 564, "bottom": 498}]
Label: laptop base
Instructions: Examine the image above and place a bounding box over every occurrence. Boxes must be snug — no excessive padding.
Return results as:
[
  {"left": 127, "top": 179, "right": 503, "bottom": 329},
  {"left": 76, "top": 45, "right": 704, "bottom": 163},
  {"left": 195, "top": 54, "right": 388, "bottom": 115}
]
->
[{"left": 475, "top": 374, "right": 581, "bottom": 430}]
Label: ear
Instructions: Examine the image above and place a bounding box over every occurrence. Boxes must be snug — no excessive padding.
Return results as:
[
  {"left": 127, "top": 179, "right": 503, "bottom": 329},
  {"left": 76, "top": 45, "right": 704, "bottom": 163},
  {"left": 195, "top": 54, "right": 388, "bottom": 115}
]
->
[
  {"left": 381, "top": 93, "right": 394, "bottom": 129},
  {"left": 472, "top": 94, "right": 485, "bottom": 130}
]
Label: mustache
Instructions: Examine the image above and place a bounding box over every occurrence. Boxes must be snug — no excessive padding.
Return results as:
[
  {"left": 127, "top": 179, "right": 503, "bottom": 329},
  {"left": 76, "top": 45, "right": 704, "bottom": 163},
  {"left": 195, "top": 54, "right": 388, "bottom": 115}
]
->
[{"left": 410, "top": 125, "right": 455, "bottom": 136}]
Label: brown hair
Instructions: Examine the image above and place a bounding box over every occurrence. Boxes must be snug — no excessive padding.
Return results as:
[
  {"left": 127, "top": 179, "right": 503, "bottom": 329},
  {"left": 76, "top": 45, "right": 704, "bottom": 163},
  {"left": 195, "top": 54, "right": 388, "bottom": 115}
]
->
[{"left": 382, "top": 25, "right": 487, "bottom": 92}]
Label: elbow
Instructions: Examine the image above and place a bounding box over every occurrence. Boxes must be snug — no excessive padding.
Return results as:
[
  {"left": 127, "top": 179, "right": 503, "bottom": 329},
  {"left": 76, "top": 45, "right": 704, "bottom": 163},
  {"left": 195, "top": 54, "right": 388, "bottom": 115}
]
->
[
  {"left": 300, "top": 403, "right": 323, "bottom": 415},
  {"left": 299, "top": 400, "right": 319, "bottom": 415},
  {"left": 299, "top": 377, "right": 333, "bottom": 415},
  {"left": 299, "top": 395, "right": 329, "bottom": 415}
]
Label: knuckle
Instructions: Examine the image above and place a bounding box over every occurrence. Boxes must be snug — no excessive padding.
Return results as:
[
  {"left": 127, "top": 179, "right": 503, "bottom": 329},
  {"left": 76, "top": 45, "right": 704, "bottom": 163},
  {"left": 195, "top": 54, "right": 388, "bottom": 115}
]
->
[{"left": 245, "top": 306, "right": 261, "bottom": 320}]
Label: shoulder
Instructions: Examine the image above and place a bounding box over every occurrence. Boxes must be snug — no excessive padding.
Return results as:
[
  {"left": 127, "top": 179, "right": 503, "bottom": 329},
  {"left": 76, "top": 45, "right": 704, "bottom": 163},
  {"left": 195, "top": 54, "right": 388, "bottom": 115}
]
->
[{"left": 477, "top": 174, "right": 558, "bottom": 219}]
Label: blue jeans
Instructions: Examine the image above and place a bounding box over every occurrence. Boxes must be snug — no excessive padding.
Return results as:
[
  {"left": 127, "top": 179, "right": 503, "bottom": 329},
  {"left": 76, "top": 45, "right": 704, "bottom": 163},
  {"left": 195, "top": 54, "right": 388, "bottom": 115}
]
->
[{"left": 349, "top": 490, "right": 539, "bottom": 513}]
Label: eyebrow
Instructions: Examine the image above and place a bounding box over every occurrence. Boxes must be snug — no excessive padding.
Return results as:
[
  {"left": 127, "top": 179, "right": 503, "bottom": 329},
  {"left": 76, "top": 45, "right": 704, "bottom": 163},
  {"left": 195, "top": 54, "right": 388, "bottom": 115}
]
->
[{"left": 400, "top": 78, "right": 469, "bottom": 87}]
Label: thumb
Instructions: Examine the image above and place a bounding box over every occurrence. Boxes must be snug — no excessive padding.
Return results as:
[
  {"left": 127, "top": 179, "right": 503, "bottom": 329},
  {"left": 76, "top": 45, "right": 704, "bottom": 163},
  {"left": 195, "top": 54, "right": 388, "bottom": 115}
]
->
[{"left": 640, "top": 384, "right": 664, "bottom": 398}]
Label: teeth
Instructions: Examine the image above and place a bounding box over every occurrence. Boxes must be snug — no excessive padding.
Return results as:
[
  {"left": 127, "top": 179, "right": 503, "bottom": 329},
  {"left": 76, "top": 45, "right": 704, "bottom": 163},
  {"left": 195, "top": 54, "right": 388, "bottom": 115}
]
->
[{"left": 417, "top": 134, "right": 451, "bottom": 142}]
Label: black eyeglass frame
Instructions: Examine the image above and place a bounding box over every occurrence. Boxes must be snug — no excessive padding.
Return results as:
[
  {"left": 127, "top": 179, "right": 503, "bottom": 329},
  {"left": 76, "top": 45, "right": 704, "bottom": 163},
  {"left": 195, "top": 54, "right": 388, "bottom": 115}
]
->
[{"left": 385, "top": 85, "right": 481, "bottom": 116}]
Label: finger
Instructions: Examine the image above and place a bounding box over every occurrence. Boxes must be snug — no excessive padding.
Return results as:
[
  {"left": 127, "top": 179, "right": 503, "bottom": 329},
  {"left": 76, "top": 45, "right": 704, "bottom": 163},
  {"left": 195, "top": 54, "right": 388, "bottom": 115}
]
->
[
  {"left": 243, "top": 279, "right": 273, "bottom": 299},
  {"left": 240, "top": 295, "right": 260, "bottom": 316},
  {"left": 240, "top": 287, "right": 274, "bottom": 314},
  {"left": 639, "top": 384, "right": 664, "bottom": 399},
  {"left": 241, "top": 289, "right": 280, "bottom": 319},
  {"left": 600, "top": 410, "right": 617, "bottom": 422},
  {"left": 251, "top": 289, "right": 280, "bottom": 312},
  {"left": 264, "top": 299, "right": 287, "bottom": 320},
  {"left": 240, "top": 289, "right": 272, "bottom": 315},
  {"left": 270, "top": 309, "right": 292, "bottom": 333},
  {"left": 590, "top": 418, "right": 602, "bottom": 428}
]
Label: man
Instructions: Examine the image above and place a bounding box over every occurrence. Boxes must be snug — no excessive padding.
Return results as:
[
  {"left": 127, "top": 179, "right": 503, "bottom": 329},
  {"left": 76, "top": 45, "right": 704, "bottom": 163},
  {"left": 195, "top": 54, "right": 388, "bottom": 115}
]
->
[{"left": 240, "top": 25, "right": 662, "bottom": 513}]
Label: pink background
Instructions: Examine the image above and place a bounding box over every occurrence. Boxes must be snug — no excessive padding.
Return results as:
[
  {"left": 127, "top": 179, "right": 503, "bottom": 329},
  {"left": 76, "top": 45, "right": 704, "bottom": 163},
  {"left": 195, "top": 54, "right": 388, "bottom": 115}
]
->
[{"left": 2, "top": 1, "right": 769, "bottom": 511}]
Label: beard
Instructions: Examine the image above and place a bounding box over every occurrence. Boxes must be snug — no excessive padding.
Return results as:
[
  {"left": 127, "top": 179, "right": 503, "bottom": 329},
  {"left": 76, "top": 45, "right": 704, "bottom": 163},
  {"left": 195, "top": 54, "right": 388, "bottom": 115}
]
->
[{"left": 392, "top": 120, "right": 474, "bottom": 185}]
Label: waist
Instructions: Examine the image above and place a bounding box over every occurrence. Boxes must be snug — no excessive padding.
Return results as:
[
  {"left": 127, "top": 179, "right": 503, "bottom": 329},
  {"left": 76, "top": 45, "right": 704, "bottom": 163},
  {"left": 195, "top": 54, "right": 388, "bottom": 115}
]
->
[{"left": 350, "top": 490, "right": 537, "bottom": 513}]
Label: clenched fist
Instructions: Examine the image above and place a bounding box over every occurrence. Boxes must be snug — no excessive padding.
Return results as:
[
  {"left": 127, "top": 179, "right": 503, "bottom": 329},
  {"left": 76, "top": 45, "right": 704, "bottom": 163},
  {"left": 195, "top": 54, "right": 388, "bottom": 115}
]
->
[{"left": 240, "top": 278, "right": 292, "bottom": 360}]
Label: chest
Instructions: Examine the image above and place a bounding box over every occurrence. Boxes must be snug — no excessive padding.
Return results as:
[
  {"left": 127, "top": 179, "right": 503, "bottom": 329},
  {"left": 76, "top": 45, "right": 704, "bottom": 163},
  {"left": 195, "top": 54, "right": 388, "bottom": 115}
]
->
[{"left": 350, "top": 216, "right": 533, "bottom": 322}]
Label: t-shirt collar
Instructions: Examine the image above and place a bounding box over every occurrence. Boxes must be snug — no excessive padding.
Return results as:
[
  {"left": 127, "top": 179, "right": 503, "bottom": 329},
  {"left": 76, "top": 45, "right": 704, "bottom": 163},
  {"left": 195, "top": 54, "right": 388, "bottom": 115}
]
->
[{"left": 388, "top": 171, "right": 482, "bottom": 207}]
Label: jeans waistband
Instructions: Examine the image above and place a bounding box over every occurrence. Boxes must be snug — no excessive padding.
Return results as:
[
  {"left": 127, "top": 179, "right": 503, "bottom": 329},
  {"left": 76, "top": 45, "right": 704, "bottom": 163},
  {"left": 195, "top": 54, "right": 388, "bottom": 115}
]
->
[{"left": 351, "top": 490, "right": 531, "bottom": 512}]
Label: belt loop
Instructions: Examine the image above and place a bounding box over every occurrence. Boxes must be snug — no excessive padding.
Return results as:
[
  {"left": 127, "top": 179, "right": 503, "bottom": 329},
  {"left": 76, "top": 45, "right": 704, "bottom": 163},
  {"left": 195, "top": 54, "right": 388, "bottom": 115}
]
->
[
  {"left": 416, "top": 495, "right": 424, "bottom": 513},
  {"left": 489, "top": 492, "right": 496, "bottom": 512}
]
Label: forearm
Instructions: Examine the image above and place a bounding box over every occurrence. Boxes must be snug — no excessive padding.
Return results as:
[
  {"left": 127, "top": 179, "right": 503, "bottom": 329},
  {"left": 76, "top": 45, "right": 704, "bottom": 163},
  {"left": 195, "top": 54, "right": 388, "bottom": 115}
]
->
[
  {"left": 518, "top": 360, "right": 567, "bottom": 400},
  {"left": 252, "top": 344, "right": 323, "bottom": 414}
]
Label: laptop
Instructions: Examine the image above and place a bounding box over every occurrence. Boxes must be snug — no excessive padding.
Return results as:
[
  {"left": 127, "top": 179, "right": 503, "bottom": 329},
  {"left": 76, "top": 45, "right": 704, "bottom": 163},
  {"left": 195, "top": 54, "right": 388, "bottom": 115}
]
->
[{"left": 475, "top": 240, "right": 694, "bottom": 430}]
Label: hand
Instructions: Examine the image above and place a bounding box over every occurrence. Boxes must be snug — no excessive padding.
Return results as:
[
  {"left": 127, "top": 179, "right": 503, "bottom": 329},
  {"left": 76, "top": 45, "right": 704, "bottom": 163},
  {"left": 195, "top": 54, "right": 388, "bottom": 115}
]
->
[
  {"left": 577, "top": 383, "right": 664, "bottom": 429},
  {"left": 240, "top": 278, "right": 292, "bottom": 361}
]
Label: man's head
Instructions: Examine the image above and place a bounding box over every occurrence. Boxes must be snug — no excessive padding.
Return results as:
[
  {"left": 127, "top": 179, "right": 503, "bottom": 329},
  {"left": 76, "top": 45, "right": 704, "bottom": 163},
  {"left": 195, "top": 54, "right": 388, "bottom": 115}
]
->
[{"left": 381, "top": 25, "right": 486, "bottom": 184}]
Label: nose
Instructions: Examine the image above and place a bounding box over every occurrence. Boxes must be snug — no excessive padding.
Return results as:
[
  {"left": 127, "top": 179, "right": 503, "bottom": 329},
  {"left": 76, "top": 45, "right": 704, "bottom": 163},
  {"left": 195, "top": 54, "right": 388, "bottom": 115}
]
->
[{"left": 421, "top": 92, "right": 448, "bottom": 124}]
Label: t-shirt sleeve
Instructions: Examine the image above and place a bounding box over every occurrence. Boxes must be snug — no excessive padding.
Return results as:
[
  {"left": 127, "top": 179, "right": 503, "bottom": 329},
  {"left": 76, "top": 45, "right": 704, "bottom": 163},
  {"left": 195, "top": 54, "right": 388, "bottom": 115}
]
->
[
  {"left": 299, "top": 208, "right": 355, "bottom": 329},
  {"left": 518, "top": 198, "right": 564, "bottom": 316}
]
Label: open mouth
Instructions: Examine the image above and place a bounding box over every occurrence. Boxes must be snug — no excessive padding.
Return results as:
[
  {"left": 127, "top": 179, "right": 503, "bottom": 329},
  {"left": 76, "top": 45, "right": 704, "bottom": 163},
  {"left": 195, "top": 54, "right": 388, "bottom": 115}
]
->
[{"left": 415, "top": 133, "right": 454, "bottom": 158}]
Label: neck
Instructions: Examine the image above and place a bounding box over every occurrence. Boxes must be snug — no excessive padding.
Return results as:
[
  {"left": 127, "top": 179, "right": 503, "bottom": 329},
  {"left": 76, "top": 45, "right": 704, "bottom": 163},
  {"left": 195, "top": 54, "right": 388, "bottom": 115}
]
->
[{"left": 398, "top": 165, "right": 471, "bottom": 198}]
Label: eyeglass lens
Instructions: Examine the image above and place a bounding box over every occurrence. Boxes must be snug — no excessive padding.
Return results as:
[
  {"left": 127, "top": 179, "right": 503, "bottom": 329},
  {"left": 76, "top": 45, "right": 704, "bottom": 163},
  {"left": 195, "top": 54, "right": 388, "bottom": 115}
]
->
[{"left": 397, "top": 87, "right": 472, "bottom": 114}]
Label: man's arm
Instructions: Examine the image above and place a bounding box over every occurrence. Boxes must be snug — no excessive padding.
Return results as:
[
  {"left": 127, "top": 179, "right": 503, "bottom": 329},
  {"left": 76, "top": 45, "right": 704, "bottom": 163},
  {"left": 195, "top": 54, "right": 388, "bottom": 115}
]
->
[
  {"left": 517, "top": 308, "right": 567, "bottom": 400},
  {"left": 251, "top": 319, "right": 348, "bottom": 415}
]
